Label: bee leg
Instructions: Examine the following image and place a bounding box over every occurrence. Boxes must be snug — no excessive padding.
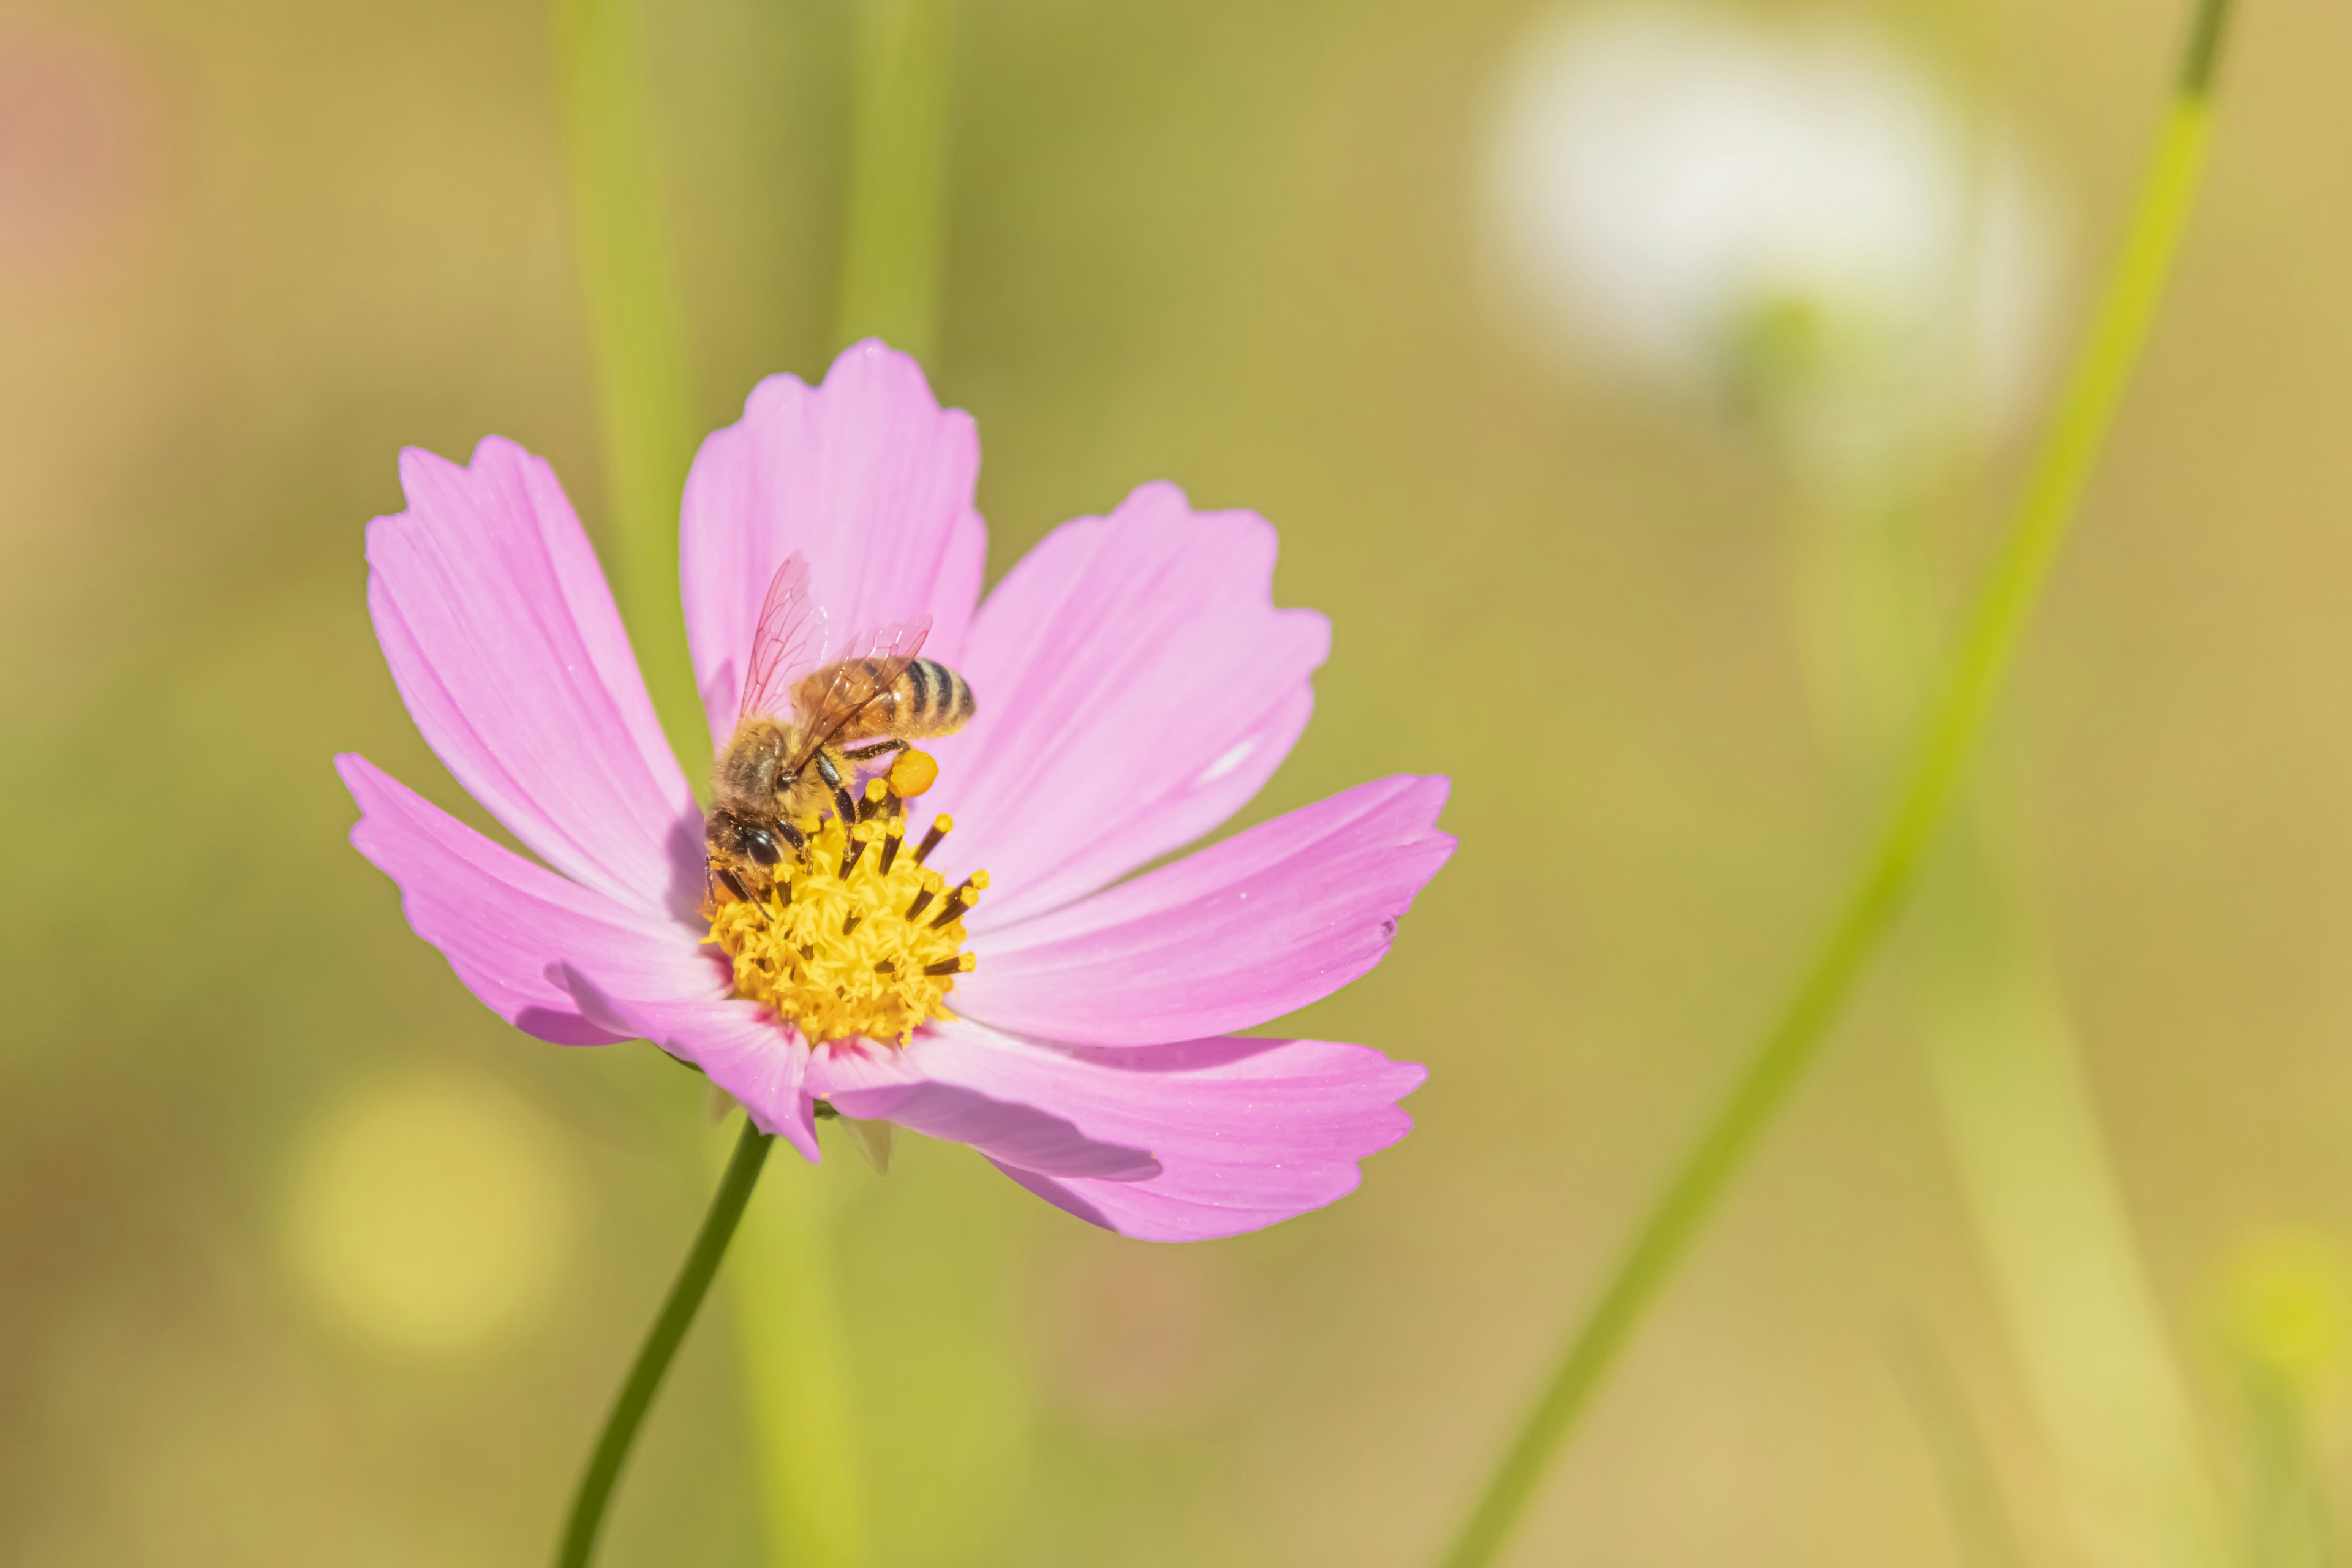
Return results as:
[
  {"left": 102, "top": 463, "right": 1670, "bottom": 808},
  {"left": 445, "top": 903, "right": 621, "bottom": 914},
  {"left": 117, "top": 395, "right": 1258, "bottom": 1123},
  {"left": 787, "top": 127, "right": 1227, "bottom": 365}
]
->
[
  {"left": 713, "top": 865, "right": 771, "bottom": 925},
  {"left": 812, "top": 752, "right": 859, "bottom": 826},
  {"left": 840, "top": 742, "right": 909, "bottom": 821}
]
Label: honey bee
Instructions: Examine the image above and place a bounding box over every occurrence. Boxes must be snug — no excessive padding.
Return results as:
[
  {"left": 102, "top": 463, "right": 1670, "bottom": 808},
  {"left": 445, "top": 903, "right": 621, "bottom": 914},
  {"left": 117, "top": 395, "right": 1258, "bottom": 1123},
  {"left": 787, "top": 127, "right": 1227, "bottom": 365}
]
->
[{"left": 704, "top": 552, "right": 976, "bottom": 906}]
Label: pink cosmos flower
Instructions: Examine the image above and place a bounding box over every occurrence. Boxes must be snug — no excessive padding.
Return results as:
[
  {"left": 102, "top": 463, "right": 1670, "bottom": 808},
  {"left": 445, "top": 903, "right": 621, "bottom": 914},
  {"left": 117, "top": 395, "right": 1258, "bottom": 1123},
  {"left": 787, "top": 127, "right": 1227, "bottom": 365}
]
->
[{"left": 336, "top": 342, "right": 1451, "bottom": 1241}]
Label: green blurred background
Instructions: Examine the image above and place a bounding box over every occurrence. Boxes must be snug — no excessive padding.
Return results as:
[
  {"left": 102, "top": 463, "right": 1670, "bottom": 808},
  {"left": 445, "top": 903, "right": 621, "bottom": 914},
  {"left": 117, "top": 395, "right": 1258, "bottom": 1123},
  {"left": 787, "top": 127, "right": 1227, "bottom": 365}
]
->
[{"left": 6, "top": 0, "right": 2352, "bottom": 1563}]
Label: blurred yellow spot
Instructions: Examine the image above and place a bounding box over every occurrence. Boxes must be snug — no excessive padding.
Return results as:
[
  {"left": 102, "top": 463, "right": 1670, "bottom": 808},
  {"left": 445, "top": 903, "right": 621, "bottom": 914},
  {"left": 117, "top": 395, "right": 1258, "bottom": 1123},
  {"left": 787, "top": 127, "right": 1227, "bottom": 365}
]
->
[
  {"left": 2215, "top": 1224, "right": 2352, "bottom": 1388},
  {"left": 284, "top": 1071, "right": 577, "bottom": 1356}
]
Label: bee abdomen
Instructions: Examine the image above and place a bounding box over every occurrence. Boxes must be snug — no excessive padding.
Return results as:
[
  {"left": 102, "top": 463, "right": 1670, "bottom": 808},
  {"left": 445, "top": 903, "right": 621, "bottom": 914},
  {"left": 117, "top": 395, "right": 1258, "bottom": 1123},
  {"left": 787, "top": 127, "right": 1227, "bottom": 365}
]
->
[{"left": 900, "top": 658, "right": 975, "bottom": 734}]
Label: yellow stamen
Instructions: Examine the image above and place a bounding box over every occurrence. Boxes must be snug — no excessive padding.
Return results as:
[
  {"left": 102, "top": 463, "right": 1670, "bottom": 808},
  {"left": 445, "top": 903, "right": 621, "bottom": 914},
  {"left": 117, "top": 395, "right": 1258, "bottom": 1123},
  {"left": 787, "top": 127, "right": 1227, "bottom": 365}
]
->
[{"left": 705, "top": 812, "right": 982, "bottom": 1046}]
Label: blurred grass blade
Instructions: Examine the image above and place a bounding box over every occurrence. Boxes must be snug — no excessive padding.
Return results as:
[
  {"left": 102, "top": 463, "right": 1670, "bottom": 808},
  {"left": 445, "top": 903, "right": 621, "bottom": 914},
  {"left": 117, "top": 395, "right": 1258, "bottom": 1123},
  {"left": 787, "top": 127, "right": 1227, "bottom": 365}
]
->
[
  {"left": 729, "top": 8, "right": 960, "bottom": 1562},
  {"left": 549, "top": 0, "right": 703, "bottom": 750},
  {"left": 1893, "top": 1322, "right": 2032, "bottom": 1568},
  {"left": 2240, "top": 1374, "right": 2335, "bottom": 1568},
  {"left": 834, "top": 0, "right": 956, "bottom": 360},
  {"left": 731, "top": 1155, "right": 870, "bottom": 1568},
  {"left": 1433, "top": 4, "right": 2234, "bottom": 1564},
  {"left": 550, "top": 4, "right": 872, "bottom": 1559},
  {"left": 1915, "top": 837, "right": 2220, "bottom": 1568}
]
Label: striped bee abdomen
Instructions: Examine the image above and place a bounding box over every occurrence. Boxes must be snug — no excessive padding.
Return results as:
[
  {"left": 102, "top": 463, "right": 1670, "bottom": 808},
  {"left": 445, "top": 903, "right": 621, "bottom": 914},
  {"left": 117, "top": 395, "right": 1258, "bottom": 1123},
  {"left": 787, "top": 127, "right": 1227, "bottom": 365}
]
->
[
  {"left": 804, "top": 655, "right": 978, "bottom": 741},
  {"left": 898, "top": 658, "right": 976, "bottom": 736}
]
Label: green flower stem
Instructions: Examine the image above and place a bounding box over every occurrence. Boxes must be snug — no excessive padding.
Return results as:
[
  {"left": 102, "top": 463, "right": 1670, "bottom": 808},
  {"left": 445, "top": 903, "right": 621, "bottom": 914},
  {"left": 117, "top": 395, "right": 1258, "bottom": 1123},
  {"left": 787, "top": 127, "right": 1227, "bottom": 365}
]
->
[
  {"left": 549, "top": 0, "right": 704, "bottom": 756},
  {"left": 556, "top": 1116, "right": 774, "bottom": 1568},
  {"left": 1434, "top": 5, "right": 2234, "bottom": 1565}
]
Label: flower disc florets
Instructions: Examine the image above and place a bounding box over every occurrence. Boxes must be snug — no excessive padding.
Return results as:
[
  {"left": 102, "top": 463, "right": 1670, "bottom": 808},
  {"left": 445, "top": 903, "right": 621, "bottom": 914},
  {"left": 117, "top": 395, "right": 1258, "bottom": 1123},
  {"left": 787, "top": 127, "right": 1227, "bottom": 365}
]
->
[{"left": 706, "top": 791, "right": 982, "bottom": 1047}]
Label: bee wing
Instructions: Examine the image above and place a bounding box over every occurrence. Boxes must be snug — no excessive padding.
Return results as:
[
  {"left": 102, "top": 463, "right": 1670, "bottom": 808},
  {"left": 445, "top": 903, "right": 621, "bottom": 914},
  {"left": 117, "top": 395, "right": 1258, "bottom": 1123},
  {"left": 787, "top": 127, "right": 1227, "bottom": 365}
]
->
[
  {"left": 736, "top": 553, "right": 830, "bottom": 724},
  {"left": 782, "top": 616, "right": 933, "bottom": 775}
]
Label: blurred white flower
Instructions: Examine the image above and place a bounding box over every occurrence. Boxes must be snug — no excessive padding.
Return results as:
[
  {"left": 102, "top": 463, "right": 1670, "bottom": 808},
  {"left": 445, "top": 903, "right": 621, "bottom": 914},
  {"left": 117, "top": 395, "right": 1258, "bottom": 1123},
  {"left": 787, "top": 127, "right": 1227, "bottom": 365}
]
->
[{"left": 1484, "top": 4, "right": 2061, "bottom": 464}]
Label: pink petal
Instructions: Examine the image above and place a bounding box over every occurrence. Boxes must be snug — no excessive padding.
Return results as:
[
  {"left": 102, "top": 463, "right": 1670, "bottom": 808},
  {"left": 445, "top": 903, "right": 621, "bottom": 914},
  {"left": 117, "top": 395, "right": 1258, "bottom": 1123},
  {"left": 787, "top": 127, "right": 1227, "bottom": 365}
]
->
[
  {"left": 956, "top": 775, "right": 1453, "bottom": 1046},
  {"left": 921, "top": 481, "right": 1330, "bottom": 927},
  {"left": 867, "top": 1020, "right": 1424, "bottom": 1241},
  {"left": 680, "top": 341, "right": 986, "bottom": 748},
  {"left": 811, "top": 1041, "right": 1162, "bottom": 1182},
  {"left": 366, "top": 438, "right": 703, "bottom": 919},
  {"left": 337, "top": 753, "right": 720, "bottom": 1047},
  {"left": 557, "top": 970, "right": 823, "bottom": 1163}
]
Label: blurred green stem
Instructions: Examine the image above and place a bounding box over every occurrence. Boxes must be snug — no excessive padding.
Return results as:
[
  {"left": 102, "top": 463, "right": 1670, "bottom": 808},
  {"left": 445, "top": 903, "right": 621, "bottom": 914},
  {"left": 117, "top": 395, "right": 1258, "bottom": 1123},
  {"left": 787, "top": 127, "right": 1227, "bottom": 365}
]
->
[
  {"left": 556, "top": 1117, "right": 773, "bottom": 1568},
  {"left": 2241, "top": 1371, "right": 2335, "bottom": 1568},
  {"left": 1894, "top": 1322, "right": 2032, "bottom": 1568},
  {"left": 550, "top": 0, "right": 703, "bottom": 752},
  {"left": 1913, "top": 832, "right": 2219, "bottom": 1568},
  {"left": 724, "top": 9, "right": 959, "bottom": 1562},
  {"left": 1434, "top": 4, "right": 2233, "bottom": 1564},
  {"left": 835, "top": 0, "right": 956, "bottom": 359},
  {"left": 730, "top": 1142, "right": 870, "bottom": 1568}
]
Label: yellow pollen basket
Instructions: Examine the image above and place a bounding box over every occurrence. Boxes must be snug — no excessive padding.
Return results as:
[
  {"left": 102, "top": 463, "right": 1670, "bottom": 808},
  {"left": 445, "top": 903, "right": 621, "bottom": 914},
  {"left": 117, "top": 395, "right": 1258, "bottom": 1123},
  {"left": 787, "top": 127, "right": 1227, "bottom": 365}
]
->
[{"left": 706, "top": 783, "right": 984, "bottom": 1047}]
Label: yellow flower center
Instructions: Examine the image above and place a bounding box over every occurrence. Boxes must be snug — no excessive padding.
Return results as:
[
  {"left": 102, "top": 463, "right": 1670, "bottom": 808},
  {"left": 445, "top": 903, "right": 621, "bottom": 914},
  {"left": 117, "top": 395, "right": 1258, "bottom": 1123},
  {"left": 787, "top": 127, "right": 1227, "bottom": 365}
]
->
[{"left": 706, "top": 783, "right": 984, "bottom": 1047}]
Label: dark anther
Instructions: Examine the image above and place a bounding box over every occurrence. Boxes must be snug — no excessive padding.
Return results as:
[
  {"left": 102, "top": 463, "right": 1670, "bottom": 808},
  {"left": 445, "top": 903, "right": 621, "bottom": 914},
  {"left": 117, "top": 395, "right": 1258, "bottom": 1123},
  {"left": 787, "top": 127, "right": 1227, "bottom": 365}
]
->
[
  {"left": 873, "top": 959, "right": 897, "bottom": 974},
  {"left": 878, "top": 823, "right": 905, "bottom": 876},
  {"left": 842, "top": 911, "right": 863, "bottom": 937},
  {"left": 914, "top": 816, "right": 951, "bottom": 866},
  {"left": 840, "top": 834, "right": 867, "bottom": 881},
  {"left": 923, "top": 957, "right": 969, "bottom": 977},
  {"left": 928, "top": 882, "right": 979, "bottom": 930},
  {"left": 904, "top": 884, "right": 937, "bottom": 922}
]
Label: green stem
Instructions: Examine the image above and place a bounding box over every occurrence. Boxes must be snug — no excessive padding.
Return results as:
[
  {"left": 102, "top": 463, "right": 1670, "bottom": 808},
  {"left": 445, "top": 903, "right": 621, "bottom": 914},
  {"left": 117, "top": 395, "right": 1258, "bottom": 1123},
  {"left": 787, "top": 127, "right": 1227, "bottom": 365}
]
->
[
  {"left": 556, "top": 1117, "right": 774, "bottom": 1568},
  {"left": 1433, "top": 5, "right": 2234, "bottom": 1565},
  {"left": 834, "top": 0, "right": 957, "bottom": 360},
  {"left": 549, "top": 0, "right": 704, "bottom": 756}
]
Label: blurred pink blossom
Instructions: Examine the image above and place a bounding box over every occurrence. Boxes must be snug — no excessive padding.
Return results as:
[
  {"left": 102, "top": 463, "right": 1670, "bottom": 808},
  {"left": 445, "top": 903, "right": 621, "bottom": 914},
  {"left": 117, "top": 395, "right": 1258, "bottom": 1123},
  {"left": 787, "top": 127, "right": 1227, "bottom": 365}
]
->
[{"left": 0, "top": 17, "right": 160, "bottom": 277}]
